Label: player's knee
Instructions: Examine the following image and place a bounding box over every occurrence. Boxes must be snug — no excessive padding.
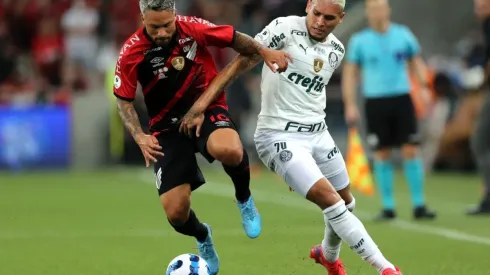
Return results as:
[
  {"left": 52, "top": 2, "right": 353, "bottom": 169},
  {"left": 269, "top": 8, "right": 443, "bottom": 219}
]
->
[
  {"left": 401, "top": 144, "right": 419, "bottom": 159},
  {"left": 306, "top": 178, "right": 342, "bottom": 210},
  {"left": 337, "top": 187, "right": 354, "bottom": 211},
  {"left": 161, "top": 188, "right": 191, "bottom": 226},
  {"left": 165, "top": 204, "right": 190, "bottom": 226},
  {"left": 346, "top": 196, "right": 356, "bottom": 212},
  {"left": 214, "top": 145, "right": 243, "bottom": 166},
  {"left": 207, "top": 128, "right": 244, "bottom": 166}
]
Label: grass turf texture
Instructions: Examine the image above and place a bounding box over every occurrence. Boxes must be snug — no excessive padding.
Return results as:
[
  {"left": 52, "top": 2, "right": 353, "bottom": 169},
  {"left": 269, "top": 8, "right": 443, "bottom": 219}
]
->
[{"left": 1, "top": 167, "right": 490, "bottom": 274}]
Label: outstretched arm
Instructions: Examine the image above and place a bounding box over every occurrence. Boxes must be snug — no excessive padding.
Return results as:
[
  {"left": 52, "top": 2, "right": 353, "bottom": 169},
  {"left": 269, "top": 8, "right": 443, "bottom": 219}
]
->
[
  {"left": 188, "top": 17, "right": 291, "bottom": 73},
  {"left": 189, "top": 25, "right": 293, "bottom": 112},
  {"left": 199, "top": 53, "right": 262, "bottom": 110},
  {"left": 179, "top": 17, "right": 293, "bottom": 136},
  {"left": 231, "top": 31, "right": 291, "bottom": 73},
  {"left": 232, "top": 32, "right": 266, "bottom": 56},
  {"left": 178, "top": 54, "right": 262, "bottom": 136}
]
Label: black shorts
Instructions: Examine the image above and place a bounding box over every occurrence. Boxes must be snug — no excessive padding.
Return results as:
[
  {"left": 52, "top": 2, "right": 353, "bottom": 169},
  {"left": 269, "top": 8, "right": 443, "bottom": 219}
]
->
[
  {"left": 364, "top": 94, "right": 420, "bottom": 150},
  {"left": 154, "top": 106, "right": 237, "bottom": 195}
]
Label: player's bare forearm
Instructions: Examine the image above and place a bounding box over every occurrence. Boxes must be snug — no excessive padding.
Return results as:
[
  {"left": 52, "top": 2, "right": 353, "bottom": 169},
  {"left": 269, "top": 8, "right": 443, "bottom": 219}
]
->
[
  {"left": 342, "top": 63, "right": 359, "bottom": 106},
  {"left": 232, "top": 31, "right": 266, "bottom": 56},
  {"left": 116, "top": 98, "right": 144, "bottom": 140},
  {"left": 193, "top": 54, "right": 262, "bottom": 111},
  {"left": 409, "top": 56, "right": 429, "bottom": 87}
]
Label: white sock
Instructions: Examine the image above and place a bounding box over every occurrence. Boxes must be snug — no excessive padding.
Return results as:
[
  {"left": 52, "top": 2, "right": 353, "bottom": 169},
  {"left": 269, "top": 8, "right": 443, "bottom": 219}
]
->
[
  {"left": 321, "top": 198, "right": 356, "bottom": 263},
  {"left": 324, "top": 200, "right": 395, "bottom": 273}
]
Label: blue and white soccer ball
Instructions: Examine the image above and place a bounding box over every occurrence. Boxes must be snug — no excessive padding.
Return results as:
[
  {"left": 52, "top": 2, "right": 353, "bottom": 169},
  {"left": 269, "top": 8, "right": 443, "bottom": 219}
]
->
[{"left": 166, "top": 254, "right": 210, "bottom": 275}]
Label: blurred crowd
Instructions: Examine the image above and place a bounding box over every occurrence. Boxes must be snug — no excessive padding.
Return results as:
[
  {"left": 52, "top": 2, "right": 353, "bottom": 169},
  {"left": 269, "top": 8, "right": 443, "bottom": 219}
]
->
[
  {"left": 0, "top": 0, "right": 487, "bottom": 171},
  {"left": 0, "top": 0, "right": 99, "bottom": 106},
  {"left": 0, "top": 0, "right": 365, "bottom": 106}
]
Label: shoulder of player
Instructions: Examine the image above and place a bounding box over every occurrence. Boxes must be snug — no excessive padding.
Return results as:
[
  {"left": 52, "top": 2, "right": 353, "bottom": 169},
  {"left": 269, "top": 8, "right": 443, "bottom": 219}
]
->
[
  {"left": 268, "top": 16, "right": 299, "bottom": 29},
  {"left": 390, "top": 23, "right": 413, "bottom": 34},
  {"left": 118, "top": 29, "right": 151, "bottom": 64},
  {"left": 390, "top": 22, "right": 405, "bottom": 29},
  {"left": 352, "top": 28, "right": 372, "bottom": 39},
  {"left": 348, "top": 29, "right": 370, "bottom": 47},
  {"left": 176, "top": 15, "right": 219, "bottom": 29},
  {"left": 327, "top": 34, "right": 345, "bottom": 54}
]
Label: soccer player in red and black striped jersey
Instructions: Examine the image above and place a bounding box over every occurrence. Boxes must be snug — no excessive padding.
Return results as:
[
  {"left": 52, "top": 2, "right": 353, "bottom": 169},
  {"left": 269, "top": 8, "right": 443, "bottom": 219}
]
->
[{"left": 113, "top": 1, "right": 291, "bottom": 273}]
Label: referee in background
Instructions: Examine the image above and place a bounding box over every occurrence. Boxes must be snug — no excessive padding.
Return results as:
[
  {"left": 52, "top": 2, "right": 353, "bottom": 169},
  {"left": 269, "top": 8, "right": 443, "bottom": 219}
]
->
[
  {"left": 342, "top": 0, "right": 436, "bottom": 220},
  {"left": 468, "top": 0, "right": 490, "bottom": 215}
]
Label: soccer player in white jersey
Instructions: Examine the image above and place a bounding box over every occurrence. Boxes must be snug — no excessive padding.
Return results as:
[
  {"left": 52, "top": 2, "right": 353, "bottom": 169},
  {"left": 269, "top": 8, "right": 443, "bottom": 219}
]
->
[{"left": 179, "top": 0, "right": 402, "bottom": 274}]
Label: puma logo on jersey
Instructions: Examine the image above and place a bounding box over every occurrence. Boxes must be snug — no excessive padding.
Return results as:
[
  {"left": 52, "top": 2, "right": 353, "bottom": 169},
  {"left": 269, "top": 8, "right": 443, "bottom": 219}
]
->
[
  {"left": 268, "top": 33, "right": 286, "bottom": 49},
  {"left": 330, "top": 40, "right": 345, "bottom": 53},
  {"left": 287, "top": 73, "right": 326, "bottom": 94},
  {"left": 299, "top": 44, "right": 308, "bottom": 55}
]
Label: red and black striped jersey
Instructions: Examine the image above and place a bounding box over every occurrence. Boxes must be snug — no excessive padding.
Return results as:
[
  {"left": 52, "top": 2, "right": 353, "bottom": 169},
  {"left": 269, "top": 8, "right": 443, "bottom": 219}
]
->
[{"left": 113, "top": 15, "right": 235, "bottom": 133}]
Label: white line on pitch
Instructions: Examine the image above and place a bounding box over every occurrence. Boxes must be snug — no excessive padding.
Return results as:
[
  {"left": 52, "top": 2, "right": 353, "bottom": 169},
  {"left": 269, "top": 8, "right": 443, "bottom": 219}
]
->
[{"left": 137, "top": 171, "right": 490, "bottom": 246}]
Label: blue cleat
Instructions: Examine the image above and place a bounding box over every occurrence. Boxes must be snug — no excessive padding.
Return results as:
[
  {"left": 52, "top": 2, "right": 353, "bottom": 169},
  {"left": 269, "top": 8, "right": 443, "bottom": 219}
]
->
[
  {"left": 237, "top": 196, "right": 262, "bottom": 238},
  {"left": 197, "top": 224, "right": 220, "bottom": 275}
]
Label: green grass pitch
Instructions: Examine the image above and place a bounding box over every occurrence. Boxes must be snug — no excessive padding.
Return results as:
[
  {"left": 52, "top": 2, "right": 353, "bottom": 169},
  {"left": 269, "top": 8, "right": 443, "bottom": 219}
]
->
[{"left": 2, "top": 167, "right": 490, "bottom": 274}]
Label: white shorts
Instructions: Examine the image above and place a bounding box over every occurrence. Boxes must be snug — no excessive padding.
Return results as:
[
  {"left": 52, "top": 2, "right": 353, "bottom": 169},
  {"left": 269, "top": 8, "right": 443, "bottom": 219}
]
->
[{"left": 254, "top": 129, "right": 350, "bottom": 197}]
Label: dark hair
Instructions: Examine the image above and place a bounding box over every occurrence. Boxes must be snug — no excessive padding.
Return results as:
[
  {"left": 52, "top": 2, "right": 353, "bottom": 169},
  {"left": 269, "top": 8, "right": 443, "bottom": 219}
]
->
[{"left": 433, "top": 73, "right": 455, "bottom": 97}]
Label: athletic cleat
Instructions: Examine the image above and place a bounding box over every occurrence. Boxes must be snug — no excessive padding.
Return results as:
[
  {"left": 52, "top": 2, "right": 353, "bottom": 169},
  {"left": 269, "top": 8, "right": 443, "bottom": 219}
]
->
[
  {"left": 413, "top": 206, "right": 436, "bottom": 220},
  {"left": 197, "top": 224, "right": 220, "bottom": 275},
  {"left": 381, "top": 267, "right": 402, "bottom": 275},
  {"left": 237, "top": 196, "right": 262, "bottom": 238},
  {"left": 374, "top": 209, "right": 396, "bottom": 221},
  {"left": 467, "top": 199, "right": 490, "bottom": 215},
  {"left": 467, "top": 205, "right": 490, "bottom": 215},
  {"left": 309, "top": 245, "right": 347, "bottom": 275}
]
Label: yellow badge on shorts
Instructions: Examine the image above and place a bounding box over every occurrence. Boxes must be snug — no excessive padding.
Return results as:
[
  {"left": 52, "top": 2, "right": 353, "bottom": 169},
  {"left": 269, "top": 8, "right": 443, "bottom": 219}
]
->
[
  {"left": 313, "top": 58, "right": 324, "bottom": 73},
  {"left": 172, "top": 56, "right": 185, "bottom": 71}
]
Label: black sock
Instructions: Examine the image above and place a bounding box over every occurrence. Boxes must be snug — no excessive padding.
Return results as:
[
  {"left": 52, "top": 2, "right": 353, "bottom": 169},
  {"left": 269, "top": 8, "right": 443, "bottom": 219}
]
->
[
  {"left": 168, "top": 209, "right": 208, "bottom": 242},
  {"left": 223, "top": 149, "right": 251, "bottom": 203}
]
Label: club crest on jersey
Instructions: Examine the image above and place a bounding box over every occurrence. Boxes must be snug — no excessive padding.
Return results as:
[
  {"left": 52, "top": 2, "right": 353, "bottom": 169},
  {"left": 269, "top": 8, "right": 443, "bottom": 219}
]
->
[
  {"left": 313, "top": 58, "right": 324, "bottom": 73},
  {"left": 328, "top": 52, "right": 339, "bottom": 69},
  {"left": 171, "top": 56, "right": 185, "bottom": 71}
]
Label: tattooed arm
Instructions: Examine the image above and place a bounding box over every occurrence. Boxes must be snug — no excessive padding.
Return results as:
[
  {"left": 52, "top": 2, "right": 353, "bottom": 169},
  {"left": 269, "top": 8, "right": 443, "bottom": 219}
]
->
[
  {"left": 232, "top": 32, "right": 266, "bottom": 55},
  {"left": 116, "top": 98, "right": 144, "bottom": 140},
  {"left": 116, "top": 98, "right": 164, "bottom": 167},
  {"left": 231, "top": 32, "right": 292, "bottom": 73},
  {"left": 203, "top": 54, "right": 261, "bottom": 109},
  {"left": 182, "top": 31, "right": 287, "bottom": 111},
  {"left": 181, "top": 54, "right": 262, "bottom": 121},
  {"left": 179, "top": 53, "right": 262, "bottom": 135}
]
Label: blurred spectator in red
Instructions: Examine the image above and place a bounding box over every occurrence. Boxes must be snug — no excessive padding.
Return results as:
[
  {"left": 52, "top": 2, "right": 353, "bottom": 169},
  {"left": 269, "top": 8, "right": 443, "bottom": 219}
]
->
[
  {"left": 110, "top": 0, "right": 140, "bottom": 44},
  {"left": 6, "top": 0, "right": 39, "bottom": 52},
  {"left": 0, "top": 1, "right": 4, "bottom": 18},
  {"left": 32, "top": 16, "right": 64, "bottom": 88},
  {"left": 0, "top": 18, "right": 16, "bottom": 85}
]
